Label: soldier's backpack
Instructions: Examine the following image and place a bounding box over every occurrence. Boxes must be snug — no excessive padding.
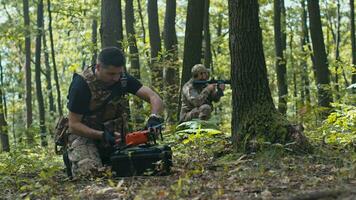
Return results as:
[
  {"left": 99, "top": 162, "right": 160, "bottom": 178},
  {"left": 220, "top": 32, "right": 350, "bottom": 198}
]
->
[{"left": 110, "top": 144, "right": 172, "bottom": 176}]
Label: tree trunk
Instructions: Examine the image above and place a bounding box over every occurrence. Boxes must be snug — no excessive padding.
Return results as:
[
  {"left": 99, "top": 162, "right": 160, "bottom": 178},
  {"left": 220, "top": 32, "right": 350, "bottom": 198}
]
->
[
  {"left": 137, "top": 0, "right": 146, "bottom": 43},
  {"left": 307, "top": 0, "right": 333, "bottom": 111},
  {"left": 178, "top": 0, "right": 205, "bottom": 118},
  {"left": 35, "top": 0, "right": 47, "bottom": 146},
  {"left": 147, "top": 0, "right": 163, "bottom": 91},
  {"left": 164, "top": 0, "right": 179, "bottom": 123},
  {"left": 100, "top": 0, "right": 124, "bottom": 48},
  {"left": 0, "top": 54, "right": 10, "bottom": 152},
  {"left": 335, "top": 0, "right": 341, "bottom": 99},
  {"left": 300, "top": 0, "right": 311, "bottom": 105},
  {"left": 203, "top": 0, "right": 212, "bottom": 69},
  {"left": 125, "top": 0, "right": 144, "bottom": 125},
  {"left": 229, "top": 0, "right": 310, "bottom": 152},
  {"left": 274, "top": 0, "right": 288, "bottom": 115},
  {"left": 47, "top": 0, "right": 63, "bottom": 116},
  {"left": 0, "top": 54, "right": 7, "bottom": 119},
  {"left": 43, "top": 28, "right": 55, "bottom": 114},
  {"left": 351, "top": 0, "right": 356, "bottom": 84},
  {"left": 91, "top": 19, "right": 98, "bottom": 66},
  {"left": 23, "top": 0, "right": 35, "bottom": 144}
]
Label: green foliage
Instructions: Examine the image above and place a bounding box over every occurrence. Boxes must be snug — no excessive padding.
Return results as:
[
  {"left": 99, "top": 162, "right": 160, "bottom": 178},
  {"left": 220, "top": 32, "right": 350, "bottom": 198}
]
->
[
  {"left": 308, "top": 103, "right": 356, "bottom": 149},
  {"left": 0, "top": 145, "right": 64, "bottom": 199}
]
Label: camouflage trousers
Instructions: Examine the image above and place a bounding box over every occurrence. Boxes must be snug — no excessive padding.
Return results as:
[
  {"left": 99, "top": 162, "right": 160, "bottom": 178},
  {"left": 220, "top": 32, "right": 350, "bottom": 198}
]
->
[
  {"left": 67, "top": 134, "right": 111, "bottom": 177},
  {"left": 181, "top": 104, "right": 212, "bottom": 122}
]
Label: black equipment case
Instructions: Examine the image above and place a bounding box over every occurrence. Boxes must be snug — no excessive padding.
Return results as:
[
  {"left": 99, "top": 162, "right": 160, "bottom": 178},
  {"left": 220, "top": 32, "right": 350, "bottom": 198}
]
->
[{"left": 110, "top": 144, "right": 172, "bottom": 176}]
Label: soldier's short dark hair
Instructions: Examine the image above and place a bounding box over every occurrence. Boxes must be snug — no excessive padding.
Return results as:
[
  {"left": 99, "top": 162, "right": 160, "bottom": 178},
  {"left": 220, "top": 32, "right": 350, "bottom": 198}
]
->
[{"left": 98, "top": 47, "right": 125, "bottom": 67}]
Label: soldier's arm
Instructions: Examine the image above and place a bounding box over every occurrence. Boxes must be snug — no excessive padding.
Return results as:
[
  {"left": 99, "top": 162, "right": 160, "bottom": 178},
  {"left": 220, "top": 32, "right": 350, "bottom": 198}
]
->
[
  {"left": 68, "top": 111, "right": 104, "bottom": 140},
  {"left": 135, "top": 86, "right": 164, "bottom": 115},
  {"left": 185, "top": 84, "right": 215, "bottom": 107}
]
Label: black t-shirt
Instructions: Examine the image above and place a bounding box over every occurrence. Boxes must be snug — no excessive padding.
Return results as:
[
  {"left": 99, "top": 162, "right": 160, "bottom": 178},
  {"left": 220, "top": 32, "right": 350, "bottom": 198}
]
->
[{"left": 67, "top": 72, "right": 143, "bottom": 115}]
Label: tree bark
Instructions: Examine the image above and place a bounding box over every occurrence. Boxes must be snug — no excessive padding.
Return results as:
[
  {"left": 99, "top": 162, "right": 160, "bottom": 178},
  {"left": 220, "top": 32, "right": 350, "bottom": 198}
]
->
[
  {"left": 229, "top": 0, "right": 310, "bottom": 152},
  {"left": 203, "top": 0, "right": 212, "bottom": 69},
  {"left": 335, "top": 0, "right": 341, "bottom": 99},
  {"left": 137, "top": 0, "right": 146, "bottom": 43},
  {"left": 147, "top": 0, "right": 163, "bottom": 91},
  {"left": 91, "top": 19, "right": 98, "bottom": 66},
  {"left": 35, "top": 0, "right": 47, "bottom": 146},
  {"left": 100, "top": 0, "right": 124, "bottom": 48},
  {"left": 274, "top": 0, "right": 288, "bottom": 115},
  {"left": 307, "top": 0, "right": 333, "bottom": 111},
  {"left": 300, "top": 0, "right": 311, "bottom": 105},
  {"left": 351, "top": 0, "right": 356, "bottom": 84},
  {"left": 43, "top": 27, "right": 55, "bottom": 114},
  {"left": 178, "top": 0, "right": 205, "bottom": 117},
  {"left": 23, "top": 0, "right": 33, "bottom": 131},
  {"left": 164, "top": 0, "right": 179, "bottom": 123},
  {"left": 47, "top": 0, "right": 63, "bottom": 116},
  {"left": 0, "top": 54, "right": 9, "bottom": 152},
  {"left": 125, "top": 0, "right": 144, "bottom": 125}
]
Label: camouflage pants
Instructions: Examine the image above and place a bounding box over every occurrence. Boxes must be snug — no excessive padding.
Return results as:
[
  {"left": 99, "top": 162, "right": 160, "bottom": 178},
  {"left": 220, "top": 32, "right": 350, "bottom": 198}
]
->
[
  {"left": 182, "top": 104, "right": 212, "bottom": 122},
  {"left": 67, "top": 134, "right": 103, "bottom": 177}
]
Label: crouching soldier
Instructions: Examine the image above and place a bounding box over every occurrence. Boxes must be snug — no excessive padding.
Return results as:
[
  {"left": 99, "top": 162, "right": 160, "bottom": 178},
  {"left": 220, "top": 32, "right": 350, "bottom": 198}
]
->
[
  {"left": 66, "top": 47, "right": 164, "bottom": 177},
  {"left": 179, "top": 64, "right": 225, "bottom": 122}
]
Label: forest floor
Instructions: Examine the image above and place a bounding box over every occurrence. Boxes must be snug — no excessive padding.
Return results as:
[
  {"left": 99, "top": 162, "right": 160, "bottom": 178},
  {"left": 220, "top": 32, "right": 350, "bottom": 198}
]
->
[{"left": 1, "top": 127, "right": 356, "bottom": 200}]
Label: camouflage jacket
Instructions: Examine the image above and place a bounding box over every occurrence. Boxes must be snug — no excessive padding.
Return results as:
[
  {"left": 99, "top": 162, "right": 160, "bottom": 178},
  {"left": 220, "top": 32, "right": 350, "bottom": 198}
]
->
[
  {"left": 78, "top": 67, "right": 129, "bottom": 133},
  {"left": 180, "top": 79, "right": 220, "bottom": 120}
]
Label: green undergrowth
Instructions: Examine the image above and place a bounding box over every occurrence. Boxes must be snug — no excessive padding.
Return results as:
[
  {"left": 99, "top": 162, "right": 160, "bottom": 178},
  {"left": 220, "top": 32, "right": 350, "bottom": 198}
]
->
[{"left": 0, "top": 115, "right": 355, "bottom": 199}]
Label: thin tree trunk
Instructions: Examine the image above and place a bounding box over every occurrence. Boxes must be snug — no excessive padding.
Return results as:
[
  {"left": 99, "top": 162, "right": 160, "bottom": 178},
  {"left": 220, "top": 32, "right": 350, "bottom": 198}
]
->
[
  {"left": 229, "top": 0, "right": 310, "bottom": 152},
  {"left": 147, "top": 0, "right": 163, "bottom": 91},
  {"left": 178, "top": 0, "right": 205, "bottom": 118},
  {"left": 274, "top": 0, "right": 288, "bottom": 115},
  {"left": 164, "top": 0, "right": 179, "bottom": 123},
  {"left": 125, "top": 0, "right": 144, "bottom": 125},
  {"left": 47, "top": 0, "right": 62, "bottom": 116},
  {"left": 0, "top": 54, "right": 7, "bottom": 119},
  {"left": 91, "top": 19, "right": 98, "bottom": 66},
  {"left": 307, "top": 0, "right": 333, "bottom": 112},
  {"left": 35, "top": 0, "right": 47, "bottom": 146},
  {"left": 203, "top": 0, "right": 212, "bottom": 69},
  {"left": 351, "top": 0, "right": 356, "bottom": 84},
  {"left": 100, "top": 0, "right": 124, "bottom": 48},
  {"left": 0, "top": 54, "right": 9, "bottom": 152},
  {"left": 23, "top": 0, "right": 33, "bottom": 130},
  {"left": 137, "top": 0, "right": 146, "bottom": 43},
  {"left": 43, "top": 28, "right": 55, "bottom": 114},
  {"left": 301, "top": 0, "right": 311, "bottom": 105},
  {"left": 335, "top": 0, "right": 341, "bottom": 99}
]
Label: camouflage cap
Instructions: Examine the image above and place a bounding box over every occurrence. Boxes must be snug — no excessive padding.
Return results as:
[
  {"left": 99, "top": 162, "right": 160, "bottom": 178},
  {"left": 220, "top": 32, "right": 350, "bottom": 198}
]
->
[{"left": 191, "top": 64, "right": 209, "bottom": 77}]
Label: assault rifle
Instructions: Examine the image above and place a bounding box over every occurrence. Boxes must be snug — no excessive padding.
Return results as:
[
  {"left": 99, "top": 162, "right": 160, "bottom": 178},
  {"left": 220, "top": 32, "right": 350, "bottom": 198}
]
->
[{"left": 193, "top": 79, "right": 231, "bottom": 96}]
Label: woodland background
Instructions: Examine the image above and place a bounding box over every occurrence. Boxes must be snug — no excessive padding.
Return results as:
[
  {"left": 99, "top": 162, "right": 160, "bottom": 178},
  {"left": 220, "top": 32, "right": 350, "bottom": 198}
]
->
[{"left": 0, "top": 0, "right": 355, "bottom": 199}]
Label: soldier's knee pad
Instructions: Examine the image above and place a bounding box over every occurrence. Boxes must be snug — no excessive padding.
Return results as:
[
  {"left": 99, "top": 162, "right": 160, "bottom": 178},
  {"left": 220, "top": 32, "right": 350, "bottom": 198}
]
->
[{"left": 199, "top": 104, "right": 212, "bottom": 113}]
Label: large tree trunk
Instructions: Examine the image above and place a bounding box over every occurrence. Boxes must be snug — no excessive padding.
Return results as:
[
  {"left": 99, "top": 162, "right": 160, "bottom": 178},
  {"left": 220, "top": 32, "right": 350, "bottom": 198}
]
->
[
  {"left": 300, "top": 0, "right": 311, "bottom": 105},
  {"left": 307, "top": 0, "right": 333, "bottom": 112},
  {"left": 100, "top": 0, "right": 124, "bottom": 48},
  {"left": 229, "top": 0, "right": 310, "bottom": 152},
  {"left": 147, "top": 0, "right": 163, "bottom": 91},
  {"left": 178, "top": 0, "right": 205, "bottom": 118},
  {"left": 0, "top": 55, "right": 10, "bottom": 152},
  {"left": 47, "top": 0, "right": 62, "bottom": 116},
  {"left": 203, "top": 0, "right": 212, "bottom": 69},
  {"left": 43, "top": 28, "right": 55, "bottom": 114},
  {"left": 23, "top": 0, "right": 34, "bottom": 144},
  {"left": 91, "top": 19, "right": 98, "bottom": 66},
  {"left": 164, "top": 0, "right": 179, "bottom": 123},
  {"left": 125, "top": 0, "right": 144, "bottom": 125},
  {"left": 351, "top": 0, "right": 356, "bottom": 84},
  {"left": 35, "top": 0, "right": 47, "bottom": 146},
  {"left": 274, "top": 0, "right": 288, "bottom": 115}
]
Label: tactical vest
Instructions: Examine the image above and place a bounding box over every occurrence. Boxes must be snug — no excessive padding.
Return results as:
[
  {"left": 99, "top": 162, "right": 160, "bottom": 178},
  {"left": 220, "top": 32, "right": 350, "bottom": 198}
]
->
[{"left": 79, "top": 67, "right": 129, "bottom": 134}]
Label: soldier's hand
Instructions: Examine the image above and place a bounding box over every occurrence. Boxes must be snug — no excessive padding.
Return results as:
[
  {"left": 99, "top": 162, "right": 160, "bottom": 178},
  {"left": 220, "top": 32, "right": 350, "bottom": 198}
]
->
[
  {"left": 219, "top": 84, "right": 225, "bottom": 91},
  {"left": 206, "top": 84, "right": 216, "bottom": 92},
  {"left": 146, "top": 114, "right": 164, "bottom": 135},
  {"left": 102, "top": 130, "right": 116, "bottom": 146}
]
